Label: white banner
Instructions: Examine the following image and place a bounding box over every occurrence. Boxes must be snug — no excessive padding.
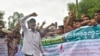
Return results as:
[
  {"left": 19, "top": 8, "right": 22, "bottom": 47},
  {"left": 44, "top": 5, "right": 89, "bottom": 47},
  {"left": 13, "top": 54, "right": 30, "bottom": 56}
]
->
[
  {"left": 43, "top": 39, "right": 100, "bottom": 56},
  {"left": 43, "top": 25, "right": 100, "bottom": 56},
  {"left": 61, "top": 39, "right": 100, "bottom": 56}
]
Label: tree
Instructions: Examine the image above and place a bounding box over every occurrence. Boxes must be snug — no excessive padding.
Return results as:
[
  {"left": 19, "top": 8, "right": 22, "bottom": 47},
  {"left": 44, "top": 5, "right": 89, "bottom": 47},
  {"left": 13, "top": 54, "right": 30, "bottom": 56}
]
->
[
  {"left": 8, "top": 12, "right": 24, "bottom": 29},
  {"left": 67, "top": 0, "right": 100, "bottom": 19},
  {"left": 0, "top": 11, "right": 4, "bottom": 20},
  {"left": 0, "top": 11, "right": 5, "bottom": 27},
  {"left": 68, "top": 3, "right": 76, "bottom": 12}
]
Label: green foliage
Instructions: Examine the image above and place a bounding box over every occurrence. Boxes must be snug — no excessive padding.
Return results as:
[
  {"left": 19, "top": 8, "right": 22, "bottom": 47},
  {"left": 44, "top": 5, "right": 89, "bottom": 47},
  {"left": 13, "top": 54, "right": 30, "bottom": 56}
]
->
[
  {"left": 0, "top": 20, "right": 4, "bottom": 27},
  {"left": 0, "top": 11, "right": 4, "bottom": 20},
  {"left": 68, "top": 0, "right": 100, "bottom": 19},
  {"left": 64, "top": 16, "right": 68, "bottom": 21},
  {"left": 0, "top": 11, "right": 5, "bottom": 27},
  {"left": 8, "top": 12, "right": 24, "bottom": 29},
  {"left": 68, "top": 3, "right": 76, "bottom": 12}
]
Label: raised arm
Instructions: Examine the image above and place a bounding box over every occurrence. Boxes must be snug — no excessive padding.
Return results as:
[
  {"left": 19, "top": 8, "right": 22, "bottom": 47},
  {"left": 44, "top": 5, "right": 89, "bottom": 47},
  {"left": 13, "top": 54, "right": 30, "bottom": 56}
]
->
[
  {"left": 66, "top": 11, "right": 76, "bottom": 27},
  {"left": 39, "top": 21, "right": 46, "bottom": 30},
  {"left": 45, "top": 23, "right": 55, "bottom": 29},
  {"left": 64, "top": 11, "right": 75, "bottom": 33},
  {"left": 20, "top": 12, "right": 37, "bottom": 30}
]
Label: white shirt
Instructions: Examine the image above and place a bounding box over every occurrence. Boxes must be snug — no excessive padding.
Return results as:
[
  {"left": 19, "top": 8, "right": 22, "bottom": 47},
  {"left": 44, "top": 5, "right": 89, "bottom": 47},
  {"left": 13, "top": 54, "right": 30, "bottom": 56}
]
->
[{"left": 20, "top": 15, "right": 43, "bottom": 56}]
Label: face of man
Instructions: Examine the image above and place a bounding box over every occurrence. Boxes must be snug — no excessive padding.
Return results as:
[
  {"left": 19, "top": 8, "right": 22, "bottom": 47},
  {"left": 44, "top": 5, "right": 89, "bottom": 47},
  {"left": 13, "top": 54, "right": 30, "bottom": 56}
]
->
[
  {"left": 29, "top": 22, "right": 36, "bottom": 30},
  {"left": 82, "top": 17, "right": 90, "bottom": 21},
  {"left": 95, "top": 13, "right": 100, "bottom": 22},
  {"left": 7, "top": 32, "right": 14, "bottom": 38},
  {"left": 73, "top": 22, "right": 81, "bottom": 29}
]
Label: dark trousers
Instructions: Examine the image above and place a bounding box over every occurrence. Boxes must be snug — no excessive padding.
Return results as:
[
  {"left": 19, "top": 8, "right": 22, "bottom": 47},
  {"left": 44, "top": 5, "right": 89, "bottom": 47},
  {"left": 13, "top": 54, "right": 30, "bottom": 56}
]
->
[{"left": 25, "top": 54, "right": 33, "bottom": 56}]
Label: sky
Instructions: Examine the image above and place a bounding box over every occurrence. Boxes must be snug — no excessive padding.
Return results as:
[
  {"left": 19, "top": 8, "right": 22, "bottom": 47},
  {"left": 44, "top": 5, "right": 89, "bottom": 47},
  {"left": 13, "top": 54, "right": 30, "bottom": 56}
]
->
[{"left": 0, "top": 0, "right": 80, "bottom": 27}]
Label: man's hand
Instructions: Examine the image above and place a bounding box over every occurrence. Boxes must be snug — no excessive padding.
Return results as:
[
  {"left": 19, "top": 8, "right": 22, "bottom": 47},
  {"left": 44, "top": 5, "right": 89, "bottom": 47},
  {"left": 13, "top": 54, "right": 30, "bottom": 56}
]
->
[
  {"left": 88, "top": 19, "right": 97, "bottom": 26},
  {"left": 69, "top": 11, "right": 75, "bottom": 18},
  {"left": 29, "top": 12, "right": 38, "bottom": 17},
  {"left": 42, "top": 21, "right": 46, "bottom": 25},
  {"left": 50, "top": 23, "right": 55, "bottom": 26}
]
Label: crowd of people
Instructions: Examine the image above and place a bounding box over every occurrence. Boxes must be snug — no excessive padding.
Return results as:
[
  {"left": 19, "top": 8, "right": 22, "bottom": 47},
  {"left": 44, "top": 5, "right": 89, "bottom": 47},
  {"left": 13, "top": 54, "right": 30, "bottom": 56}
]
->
[
  {"left": 0, "top": 10, "right": 100, "bottom": 56},
  {"left": 0, "top": 21, "right": 20, "bottom": 56}
]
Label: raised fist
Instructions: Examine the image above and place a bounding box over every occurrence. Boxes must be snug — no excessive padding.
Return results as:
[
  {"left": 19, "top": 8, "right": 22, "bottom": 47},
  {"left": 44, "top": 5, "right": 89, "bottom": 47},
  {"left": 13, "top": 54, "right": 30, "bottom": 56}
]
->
[
  {"left": 50, "top": 23, "right": 55, "bottom": 26},
  {"left": 42, "top": 21, "right": 46, "bottom": 25},
  {"left": 29, "top": 12, "right": 38, "bottom": 17}
]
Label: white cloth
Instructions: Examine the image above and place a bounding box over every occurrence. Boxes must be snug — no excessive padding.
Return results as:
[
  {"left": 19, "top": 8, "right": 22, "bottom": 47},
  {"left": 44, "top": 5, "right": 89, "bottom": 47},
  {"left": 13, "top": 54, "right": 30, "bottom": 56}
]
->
[{"left": 20, "top": 15, "right": 43, "bottom": 56}]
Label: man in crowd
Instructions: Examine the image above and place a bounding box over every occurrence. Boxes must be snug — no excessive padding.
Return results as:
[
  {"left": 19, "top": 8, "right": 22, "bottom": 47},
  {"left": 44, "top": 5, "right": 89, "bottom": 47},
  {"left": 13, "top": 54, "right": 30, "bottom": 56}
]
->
[
  {"left": 0, "top": 25, "right": 6, "bottom": 38},
  {"left": 80, "top": 10, "right": 100, "bottom": 26},
  {"left": 94, "top": 10, "right": 100, "bottom": 24},
  {"left": 20, "top": 12, "right": 44, "bottom": 56},
  {"left": 44, "top": 25, "right": 64, "bottom": 38}
]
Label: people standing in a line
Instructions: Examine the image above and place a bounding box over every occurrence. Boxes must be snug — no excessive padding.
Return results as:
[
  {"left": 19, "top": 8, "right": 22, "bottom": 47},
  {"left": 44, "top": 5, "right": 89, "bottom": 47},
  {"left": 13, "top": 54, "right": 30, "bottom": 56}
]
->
[{"left": 20, "top": 12, "right": 44, "bottom": 56}]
